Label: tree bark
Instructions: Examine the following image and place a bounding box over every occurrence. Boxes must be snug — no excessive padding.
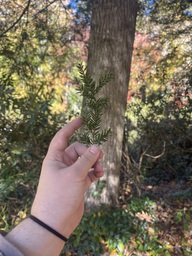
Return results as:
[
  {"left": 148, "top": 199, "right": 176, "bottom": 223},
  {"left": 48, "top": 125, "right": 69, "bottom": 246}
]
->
[{"left": 85, "top": 0, "right": 138, "bottom": 207}]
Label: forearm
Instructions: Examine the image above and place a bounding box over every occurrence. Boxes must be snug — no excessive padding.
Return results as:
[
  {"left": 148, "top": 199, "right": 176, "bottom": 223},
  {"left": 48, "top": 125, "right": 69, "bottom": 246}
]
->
[{"left": 5, "top": 218, "right": 65, "bottom": 256}]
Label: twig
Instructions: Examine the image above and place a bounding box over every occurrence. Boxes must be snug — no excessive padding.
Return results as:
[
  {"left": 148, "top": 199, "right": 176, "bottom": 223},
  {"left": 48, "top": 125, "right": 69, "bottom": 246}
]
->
[
  {"left": 143, "top": 142, "right": 166, "bottom": 159},
  {"left": 0, "top": 0, "right": 60, "bottom": 37},
  {"left": 139, "top": 146, "right": 149, "bottom": 171},
  {"left": 0, "top": 0, "right": 31, "bottom": 37},
  {"left": 32, "top": 0, "right": 59, "bottom": 18}
]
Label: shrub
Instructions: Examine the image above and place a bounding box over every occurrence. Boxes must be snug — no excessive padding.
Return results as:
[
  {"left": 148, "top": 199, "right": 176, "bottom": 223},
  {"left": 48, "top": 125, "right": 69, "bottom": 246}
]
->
[
  {"left": 126, "top": 76, "right": 192, "bottom": 183},
  {"left": 0, "top": 75, "right": 65, "bottom": 228}
]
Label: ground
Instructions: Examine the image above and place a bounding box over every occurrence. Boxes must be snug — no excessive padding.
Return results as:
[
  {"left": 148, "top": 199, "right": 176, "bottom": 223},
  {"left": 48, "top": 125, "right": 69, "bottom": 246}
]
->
[{"left": 61, "top": 180, "right": 192, "bottom": 256}]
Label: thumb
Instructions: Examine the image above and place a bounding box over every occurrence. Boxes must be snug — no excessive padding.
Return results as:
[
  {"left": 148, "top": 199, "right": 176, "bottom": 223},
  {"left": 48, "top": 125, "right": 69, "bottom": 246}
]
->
[{"left": 72, "top": 145, "right": 101, "bottom": 177}]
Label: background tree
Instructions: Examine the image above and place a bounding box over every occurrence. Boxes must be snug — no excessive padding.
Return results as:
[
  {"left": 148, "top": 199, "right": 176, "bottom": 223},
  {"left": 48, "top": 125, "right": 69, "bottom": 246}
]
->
[{"left": 83, "top": 0, "right": 138, "bottom": 207}]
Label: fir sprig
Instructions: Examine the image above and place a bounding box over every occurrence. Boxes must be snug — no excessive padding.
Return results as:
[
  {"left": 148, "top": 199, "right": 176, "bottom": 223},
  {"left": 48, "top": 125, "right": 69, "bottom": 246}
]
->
[{"left": 76, "top": 63, "right": 112, "bottom": 146}]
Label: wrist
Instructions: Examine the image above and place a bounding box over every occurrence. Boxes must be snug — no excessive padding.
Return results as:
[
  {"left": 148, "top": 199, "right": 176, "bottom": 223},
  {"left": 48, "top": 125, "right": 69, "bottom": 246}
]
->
[
  {"left": 29, "top": 215, "right": 69, "bottom": 243},
  {"left": 6, "top": 218, "right": 64, "bottom": 256},
  {"left": 31, "top": 206, "right": 74, "bottom": 238}
]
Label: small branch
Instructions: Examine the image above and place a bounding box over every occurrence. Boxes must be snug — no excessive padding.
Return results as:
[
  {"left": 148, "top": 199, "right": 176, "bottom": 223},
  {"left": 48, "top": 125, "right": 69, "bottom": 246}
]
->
[
  {"left": 143, "top": 142, "right": 166, "bottom": 159},
  {"left": 12, "top": 0, "right": 23, "bottom": 8},
  {"left": 0, "top": 0, "right": 61, "bottom": 37},
  {"left": 0, "top": 0, "right": 31, "bottom": 37},
  {"left": 32, "top": 0, "right": 59, "bottom": 18},
  {"left": 138, "top": 146, "right": 149, "bottom": 171}
]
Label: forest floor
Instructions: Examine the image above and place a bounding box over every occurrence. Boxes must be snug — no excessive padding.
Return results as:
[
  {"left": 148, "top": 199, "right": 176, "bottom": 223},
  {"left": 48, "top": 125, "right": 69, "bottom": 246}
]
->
[
  {"left": 62, "top": 180, "right": 192, "bottom": 256},
  {"left": 122, "top": 181, "right": 192, "bottom": 256}
]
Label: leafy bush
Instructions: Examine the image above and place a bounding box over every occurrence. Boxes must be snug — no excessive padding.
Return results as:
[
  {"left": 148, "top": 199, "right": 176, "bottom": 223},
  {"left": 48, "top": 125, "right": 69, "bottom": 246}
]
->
[
  {"left": 0, "top": 74, "right": 65, "bottom": 228},
  {"left": 0, "top": 8, "right": 80, "bottom": 225},
  {"left": 126, "top": 75, "right": 192, "bottom": 183}
]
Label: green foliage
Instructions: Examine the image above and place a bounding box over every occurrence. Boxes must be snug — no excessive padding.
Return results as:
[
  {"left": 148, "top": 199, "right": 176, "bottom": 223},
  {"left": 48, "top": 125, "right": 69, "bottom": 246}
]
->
[
  {"left": 126, "top": 73, "right": 192, "bottom": 182},
  {"left": 76, "top": 63, "right": 112, "bottom": 145},
  {"left": 0, "top": 1, "right": 76, "bottom": 227},
  {"left": 128, "top": 0, "right": 192, "bottom": 187},
  {"left": 62, "top": 194, "right": 192, "bottom": 255},
  {"left": 63, "top": 197, "right": 158, "bottom": 255},
  {"left": 0, "top": 73, "right": 64, "bottom": 228}
]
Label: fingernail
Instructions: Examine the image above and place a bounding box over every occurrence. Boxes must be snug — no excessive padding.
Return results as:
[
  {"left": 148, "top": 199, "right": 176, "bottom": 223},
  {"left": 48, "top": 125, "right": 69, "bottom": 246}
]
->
[{"left": 90, "top": 145, "right": 99, "bottom": 155}]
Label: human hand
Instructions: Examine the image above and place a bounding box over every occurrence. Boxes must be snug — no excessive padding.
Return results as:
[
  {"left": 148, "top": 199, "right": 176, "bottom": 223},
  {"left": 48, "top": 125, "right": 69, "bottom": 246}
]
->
[{"left": 31, "top": 117, "right": 104, "bottom": 239}]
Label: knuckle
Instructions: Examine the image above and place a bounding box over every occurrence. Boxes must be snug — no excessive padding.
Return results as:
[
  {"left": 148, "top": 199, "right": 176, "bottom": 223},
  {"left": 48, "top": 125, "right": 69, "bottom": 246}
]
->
[{"left": 82, "top": 153, "right": 92, "bottom": 163}]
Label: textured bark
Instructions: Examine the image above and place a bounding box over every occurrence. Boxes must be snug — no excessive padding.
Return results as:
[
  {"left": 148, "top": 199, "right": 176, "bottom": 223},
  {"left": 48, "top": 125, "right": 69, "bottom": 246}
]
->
[{"left": 85, "top": 0, "right": 138, "bottom": 207}]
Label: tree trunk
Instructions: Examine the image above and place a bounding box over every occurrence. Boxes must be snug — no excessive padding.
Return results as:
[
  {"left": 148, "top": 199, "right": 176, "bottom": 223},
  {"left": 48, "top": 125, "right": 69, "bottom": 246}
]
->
[{"left": 85, "top": 0, "right": 138, "bottom": 207}]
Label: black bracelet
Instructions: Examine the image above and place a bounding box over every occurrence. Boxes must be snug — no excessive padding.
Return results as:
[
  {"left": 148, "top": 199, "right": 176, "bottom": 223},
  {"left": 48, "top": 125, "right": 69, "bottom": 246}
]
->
[{"left": 29, "top": 215, "right": 68, "bottom": 243}]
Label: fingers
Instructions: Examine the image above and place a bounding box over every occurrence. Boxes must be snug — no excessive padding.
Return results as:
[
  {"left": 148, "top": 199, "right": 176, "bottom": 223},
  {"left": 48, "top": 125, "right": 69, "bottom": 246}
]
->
[
  {"left": 88, "top": 162, "right": 104, "bottom": 181},
  {"left": 65, "top": 142, "right": 104, "bottom": 164},
  {"left": 71, "top": 145, "right": 103, "bottom": 178},
  {"left": 65, "top": 142, "right": 87, "bottom": 163},
  {"left": 48, "top": 118, "right": 83, "bottom": 155}
]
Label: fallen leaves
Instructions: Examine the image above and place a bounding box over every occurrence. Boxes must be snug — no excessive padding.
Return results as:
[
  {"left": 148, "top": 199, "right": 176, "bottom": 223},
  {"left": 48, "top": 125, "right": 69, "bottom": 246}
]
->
[{"left": 136, "top": 211, "right": 154, "bottom": 223}]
